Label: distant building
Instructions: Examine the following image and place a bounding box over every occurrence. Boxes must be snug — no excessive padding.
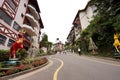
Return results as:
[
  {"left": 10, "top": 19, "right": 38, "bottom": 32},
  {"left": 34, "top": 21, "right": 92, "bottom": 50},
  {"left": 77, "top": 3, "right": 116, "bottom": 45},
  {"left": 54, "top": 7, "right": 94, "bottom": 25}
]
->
[
  {"left": 0, "top": 0, "right": 44, "bottom": 50},
  {"left": 53, "top": 39, "right": 64, "bottom": 52}
]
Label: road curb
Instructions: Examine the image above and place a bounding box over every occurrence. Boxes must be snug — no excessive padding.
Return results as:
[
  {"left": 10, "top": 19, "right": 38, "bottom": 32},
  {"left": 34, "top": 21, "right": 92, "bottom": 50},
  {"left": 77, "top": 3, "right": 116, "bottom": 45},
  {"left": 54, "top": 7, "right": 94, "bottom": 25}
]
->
[
  {"left": 0, "top": 61, "right": 49, "bottom": 80},
  {"left": 82, "top": 55, "right": 120, "bottom": 62}
]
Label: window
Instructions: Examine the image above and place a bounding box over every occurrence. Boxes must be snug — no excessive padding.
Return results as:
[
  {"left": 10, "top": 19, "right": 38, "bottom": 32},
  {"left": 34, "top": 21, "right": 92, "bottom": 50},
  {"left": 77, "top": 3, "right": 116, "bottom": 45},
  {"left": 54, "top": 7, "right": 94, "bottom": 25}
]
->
[
  {"left": 24, "top": 3, "right": 27, "bottom": 7},
  {"left": 7, "top": 39, "right": 15, "bottom": 47},
  {"left": 0, "top": 9, "right": 12, "bottom": 25},
  {"left": 6, "top": 0, "right": 17, "bottom": 11},
  {"left": 21, "top": 13, "right": 24, "bottom": 18},
  {"left": 0, "top": 34, "right": 7, "bottom": 45},
  {"left": 13, "top": 22, "right": 21, "bottom": 31},
  {"left": 24, "top": 33, "right": 33, "bottom": 42}
]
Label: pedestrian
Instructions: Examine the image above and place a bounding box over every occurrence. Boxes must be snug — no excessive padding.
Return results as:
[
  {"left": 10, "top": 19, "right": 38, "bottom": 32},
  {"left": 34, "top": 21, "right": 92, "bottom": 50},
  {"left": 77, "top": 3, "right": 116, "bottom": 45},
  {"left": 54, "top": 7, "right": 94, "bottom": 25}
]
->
[{"left": 78, "top": 48, "right": 81, "bottom": 56}]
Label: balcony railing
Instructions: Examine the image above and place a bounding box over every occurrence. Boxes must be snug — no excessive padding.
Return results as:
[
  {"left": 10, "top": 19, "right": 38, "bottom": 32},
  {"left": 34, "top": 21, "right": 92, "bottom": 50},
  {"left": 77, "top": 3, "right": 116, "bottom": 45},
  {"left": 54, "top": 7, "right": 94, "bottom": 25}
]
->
[
  {"left": 24, "top": 34, "right": 33, "bottom": 42},
  {"left": 25, "top": 13, "right": 39, "bottom": 27},
  {"left": 28, "top": 4, "right": 39, "bottom": 20},
  {"left": 23, "top": 24, "right": 36, "bottom": 36}
]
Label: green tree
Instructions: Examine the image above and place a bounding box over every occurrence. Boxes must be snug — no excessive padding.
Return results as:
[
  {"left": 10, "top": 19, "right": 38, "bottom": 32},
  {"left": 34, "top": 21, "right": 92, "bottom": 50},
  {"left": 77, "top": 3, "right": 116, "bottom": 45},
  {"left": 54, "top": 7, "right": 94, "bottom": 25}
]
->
[
  {"left": 81, "top": 0, "right": 120, "bottom": 55},
  {"left": 40, "top": 33, "right": 53, "bottom": 53},
  {"left": 40, "top": 33, "right": 49, "bottom": 48}
]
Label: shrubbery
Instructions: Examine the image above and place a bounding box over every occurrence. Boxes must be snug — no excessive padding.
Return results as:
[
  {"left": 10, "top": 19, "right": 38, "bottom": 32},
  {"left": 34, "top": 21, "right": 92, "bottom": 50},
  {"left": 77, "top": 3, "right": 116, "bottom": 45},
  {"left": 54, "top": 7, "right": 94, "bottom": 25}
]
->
[
  {"left": 17, "top": 49, "right": 28, "bottom": 60},
  {"left": 0, "top": 57, "right": 48, "bottom": 77},
  {"left": 0, "top": 49, "right": 28, "bottom": 61},
  {"left": 0, "top": 50, "right": 9, "bottom": 61},
  {"left": 0, "top": 49, "right": 48, "bottom": 78}
]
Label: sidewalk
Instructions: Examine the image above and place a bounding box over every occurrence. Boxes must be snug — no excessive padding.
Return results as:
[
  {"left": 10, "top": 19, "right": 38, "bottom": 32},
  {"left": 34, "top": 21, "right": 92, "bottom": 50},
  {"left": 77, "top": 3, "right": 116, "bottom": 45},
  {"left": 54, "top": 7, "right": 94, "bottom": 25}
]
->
[{"left": 81, "top": 55, "right": 120, "bottom": 64}]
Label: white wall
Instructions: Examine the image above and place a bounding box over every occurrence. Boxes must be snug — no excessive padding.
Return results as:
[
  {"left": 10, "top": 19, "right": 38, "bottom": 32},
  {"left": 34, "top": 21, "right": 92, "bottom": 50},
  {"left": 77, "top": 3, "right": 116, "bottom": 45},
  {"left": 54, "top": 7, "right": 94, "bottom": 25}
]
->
[
  {"left": 86, "top": 6, "right": 94, "bottom": 21},
  {"left": 32, "top": 36, "right": 39, "bottom": 48},
  {"left": 0, "top": 0, "right": 4, "bottom": 7},
  {"left": 79, "top": 12, "right": 89, "bottom": 30},
  {"left": 0, "top": 38, "right": 9, "bottom": 50},
  {"left": 33, "top": 25, "right": 41, "bottom": 49},
  {"left": 0, "top": 19, "right": 16, "bottom": 50},
  {"left": 79, "top": 6, "right": 96, "bottom": 30},
  {"left": 75, "top": 27, "right": 80, "bottom": 40},
  {"left": 14, "top": 0, "right": 28, "bottom": 27}
]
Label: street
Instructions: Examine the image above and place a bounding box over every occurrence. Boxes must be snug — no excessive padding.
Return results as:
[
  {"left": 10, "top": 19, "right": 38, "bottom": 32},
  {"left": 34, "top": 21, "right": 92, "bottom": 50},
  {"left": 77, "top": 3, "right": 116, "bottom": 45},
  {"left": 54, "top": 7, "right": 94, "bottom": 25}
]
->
[{"left": 11, "top": 52, "right": 120, "bottom": 80}]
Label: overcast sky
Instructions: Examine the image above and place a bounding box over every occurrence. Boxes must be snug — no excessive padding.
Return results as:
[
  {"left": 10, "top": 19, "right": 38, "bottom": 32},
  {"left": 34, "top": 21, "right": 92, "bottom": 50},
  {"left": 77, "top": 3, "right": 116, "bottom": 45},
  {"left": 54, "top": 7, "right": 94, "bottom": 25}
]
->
[{"left": 38, "top": 0, "right": 90, "bottom": 43}]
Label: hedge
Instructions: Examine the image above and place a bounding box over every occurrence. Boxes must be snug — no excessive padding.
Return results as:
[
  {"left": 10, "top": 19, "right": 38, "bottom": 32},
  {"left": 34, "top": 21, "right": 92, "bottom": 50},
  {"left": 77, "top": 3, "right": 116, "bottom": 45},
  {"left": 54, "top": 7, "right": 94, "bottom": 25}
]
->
[{"left": 0, "top": 49, "right": 28, "bottom": 61}]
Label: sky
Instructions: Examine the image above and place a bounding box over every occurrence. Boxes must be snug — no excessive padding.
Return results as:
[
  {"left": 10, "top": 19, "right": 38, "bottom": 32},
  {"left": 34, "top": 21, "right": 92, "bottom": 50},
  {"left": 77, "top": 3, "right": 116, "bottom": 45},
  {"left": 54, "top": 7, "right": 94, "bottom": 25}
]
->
[{"left": 38, "top": 0, "right": 90, "bottom": 44}]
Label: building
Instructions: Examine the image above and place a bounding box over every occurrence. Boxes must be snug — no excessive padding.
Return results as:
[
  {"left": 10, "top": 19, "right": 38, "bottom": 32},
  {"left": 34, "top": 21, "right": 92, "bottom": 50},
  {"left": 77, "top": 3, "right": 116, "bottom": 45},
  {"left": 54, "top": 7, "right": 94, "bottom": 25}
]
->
[
  {"left": 67, "top": 26, "right": 75, "bottom": 44},
  {"left": 67, "top": 14, "right": 82, "bottom": 45},
  {"left": 52, "top": 38, "right": 64, "bottom": 53},
  {"left": 53, "top": 41, "right": 64, "bottom": 53},
  {"left": 67, "top": 0, "right": 97, "bottom": 44},
  {"left": 0, "top": 0, "right": 44, "bottom": 50},
  {"left": 72, "top": 10, "right": 82, "bottom": 41},
  {"left": 78, "top": 0, "right": 97, "bottom": 30}
]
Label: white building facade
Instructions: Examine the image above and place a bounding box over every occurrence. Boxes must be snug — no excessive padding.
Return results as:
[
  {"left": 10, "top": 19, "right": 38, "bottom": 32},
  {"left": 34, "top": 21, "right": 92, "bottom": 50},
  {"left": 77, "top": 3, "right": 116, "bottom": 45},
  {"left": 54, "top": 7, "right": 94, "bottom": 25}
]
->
[
  {"left": 79, "top": 1, "right": 97, "bottom": 30},
  {"left": 67, "top": 0, "right": 97, "bottom": 45},
  {"left": 0, "top": 0, "right": 44, "bottom": 50}
]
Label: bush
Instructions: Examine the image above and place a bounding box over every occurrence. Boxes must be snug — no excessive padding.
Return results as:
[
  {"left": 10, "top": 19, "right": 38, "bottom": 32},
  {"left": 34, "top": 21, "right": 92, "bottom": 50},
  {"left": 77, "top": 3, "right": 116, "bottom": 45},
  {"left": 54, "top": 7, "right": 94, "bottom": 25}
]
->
[
  {"left": 0, "top": 50, "right": 9, "bottom": 61},
  {"left": 0, "top": 62, "right": 1, "bottom": 68},
  {"left": 22, "top": 57, "right": 31, "bottom": 64},
  {"left": 0, "top": 49, "right": 28, "bottom": 61},
  {"left": 0, "top": 72, "right": 5, "bottom": 77},
  {"left": 34, "top": 49, "right": 40, "bottom": 57},
  {"left": 37, "top": 49, "right": 47, "bottom": 56},
  {"left": 39, "top": 48, "right": 44, "bottom": 53},
  {"left": 0, "top": 57, "right": 48, "bottom": 77},
  {"left": 17, "top": 49, "right": 28, "bottom": 60},
  {"left": 47, "top": 50, "right": 56, "bottom": 55}
]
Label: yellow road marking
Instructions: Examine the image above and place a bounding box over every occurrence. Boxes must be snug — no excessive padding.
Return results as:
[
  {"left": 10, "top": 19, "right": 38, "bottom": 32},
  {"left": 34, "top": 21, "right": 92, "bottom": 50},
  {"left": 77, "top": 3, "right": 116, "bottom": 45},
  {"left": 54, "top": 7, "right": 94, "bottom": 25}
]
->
[{"left": 53, "top": 58, "right": 64, "bottom": 80}]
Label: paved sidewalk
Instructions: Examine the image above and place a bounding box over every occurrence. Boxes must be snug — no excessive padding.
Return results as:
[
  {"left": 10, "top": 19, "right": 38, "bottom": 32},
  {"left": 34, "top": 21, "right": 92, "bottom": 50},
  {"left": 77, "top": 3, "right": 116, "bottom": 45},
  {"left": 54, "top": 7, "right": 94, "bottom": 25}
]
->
[{"left": 81, "top": 55, "right": 120, "bottom": 65}]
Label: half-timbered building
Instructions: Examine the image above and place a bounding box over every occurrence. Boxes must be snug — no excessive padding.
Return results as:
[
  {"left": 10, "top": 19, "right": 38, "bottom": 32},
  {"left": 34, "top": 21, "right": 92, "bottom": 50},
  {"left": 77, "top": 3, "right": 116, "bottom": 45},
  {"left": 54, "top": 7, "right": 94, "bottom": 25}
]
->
[{"left": 0, "top": 0, "right": 44, "bottom": 50}]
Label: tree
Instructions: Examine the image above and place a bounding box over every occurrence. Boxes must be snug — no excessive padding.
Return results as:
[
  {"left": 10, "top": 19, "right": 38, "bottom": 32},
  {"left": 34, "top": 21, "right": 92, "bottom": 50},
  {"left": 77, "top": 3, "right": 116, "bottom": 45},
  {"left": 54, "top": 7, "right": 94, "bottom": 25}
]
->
[
  {"left": 40, "top": 33, "right": 53, "bottom": 51},
  {"left": 40, "top": 33, "right": 49, "bottom": 48},
  {"left": 81, "top": 0, "right": 120, "bottom": 54}
]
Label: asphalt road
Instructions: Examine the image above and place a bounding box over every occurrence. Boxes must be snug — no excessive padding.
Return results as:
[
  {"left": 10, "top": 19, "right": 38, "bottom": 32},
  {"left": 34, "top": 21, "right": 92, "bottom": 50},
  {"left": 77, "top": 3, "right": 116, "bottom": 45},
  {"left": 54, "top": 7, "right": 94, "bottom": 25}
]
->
[{"left": 11, "top": 52, "right": 120, "bottom": 80}]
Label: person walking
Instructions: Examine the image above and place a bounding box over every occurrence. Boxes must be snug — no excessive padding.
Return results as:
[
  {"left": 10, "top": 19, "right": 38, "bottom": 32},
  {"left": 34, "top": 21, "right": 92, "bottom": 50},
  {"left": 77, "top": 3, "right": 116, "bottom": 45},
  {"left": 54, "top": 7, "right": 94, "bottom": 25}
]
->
[{"left": 78, "top": 48, "right": 81, "bottom": 56}]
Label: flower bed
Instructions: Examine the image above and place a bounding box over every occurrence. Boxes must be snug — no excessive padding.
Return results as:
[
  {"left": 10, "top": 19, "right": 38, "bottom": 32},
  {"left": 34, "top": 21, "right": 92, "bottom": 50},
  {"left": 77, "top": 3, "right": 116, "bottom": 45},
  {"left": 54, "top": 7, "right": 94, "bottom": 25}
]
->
[{"left": 0, "top": 57, "right": 48, "bottom": 77}]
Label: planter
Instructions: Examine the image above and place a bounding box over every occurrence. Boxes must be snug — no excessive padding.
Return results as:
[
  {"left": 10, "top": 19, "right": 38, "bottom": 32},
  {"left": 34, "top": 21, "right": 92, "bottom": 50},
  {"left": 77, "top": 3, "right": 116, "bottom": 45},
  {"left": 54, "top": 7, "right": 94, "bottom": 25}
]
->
[
  {"left": 0, "top": 57, "right": 48, "bottom": 78},
  {"left": 1, "top": 59, "right": 21, "bottom": 68}
]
